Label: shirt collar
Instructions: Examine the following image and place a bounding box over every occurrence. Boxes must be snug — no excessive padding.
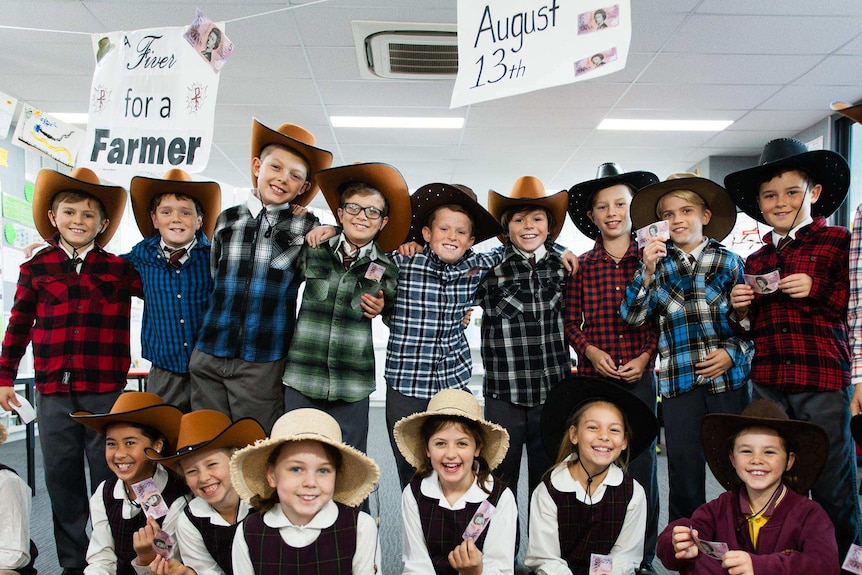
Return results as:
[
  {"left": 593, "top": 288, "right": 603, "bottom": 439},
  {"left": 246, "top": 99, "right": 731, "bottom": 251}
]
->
[
  {"left": 551, "top": 454, "right": 624, "bottom": 494},
  {"left": 188, "top": 496, "right": 251, "bottom": 526},
  {"left": 113, "top": 464, "right": 169, "bottom": 502},
  {"left": 247, "top": 189, "right": 292, "bottom": 218},
  {"left": 511, "top": 243, "right": 547, "bottom": 262},
  {"left": 58, "top": 241, "right": 95, "bottom": 261},
  {"left": 771, "top": 215, "right": 814, "bottom": 246},
  {"left": 420, "top": 470, "right": 492, "bottom": 510},
  {"left": 335, "top": 234, "right": 375, "bottom": 259},
  {"left": 263, "top": 498, "right": 338, "bottom": 529},
  {"left": 160, "top": 237, "right": 197, "bottom": 253}
]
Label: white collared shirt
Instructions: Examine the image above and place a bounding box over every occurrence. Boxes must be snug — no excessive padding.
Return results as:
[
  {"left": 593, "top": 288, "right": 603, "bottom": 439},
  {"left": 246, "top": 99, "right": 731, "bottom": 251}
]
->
[
  {"left": 512, "top": 243, "right": 548, "bottom": 263},
  {"left": 175, "top": 496, "right": 253, "bottom": 575},
  {"left": 0, "top": 468, "right": 32, "bottom": 570},
  {"left": 771, "top": 215, "right": 814, "bottom": 247},
  {"left": 59, "top": 241, "right": 96, "bottom": 273},
  {"left": 159, "top": 237, "right": 197, "bottom": 267}
]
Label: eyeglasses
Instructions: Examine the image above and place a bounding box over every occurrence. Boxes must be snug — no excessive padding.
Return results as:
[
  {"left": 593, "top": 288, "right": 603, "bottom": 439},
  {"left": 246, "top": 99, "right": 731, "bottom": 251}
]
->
[{"left": 341, "top": 203, "right": 385, "bottom": 220}]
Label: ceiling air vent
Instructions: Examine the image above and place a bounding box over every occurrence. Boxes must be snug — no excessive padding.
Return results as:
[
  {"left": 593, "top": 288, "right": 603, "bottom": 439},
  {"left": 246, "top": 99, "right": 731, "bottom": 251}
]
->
[{"left": 353, "top": 21, "right": 458, "bottom": 80}]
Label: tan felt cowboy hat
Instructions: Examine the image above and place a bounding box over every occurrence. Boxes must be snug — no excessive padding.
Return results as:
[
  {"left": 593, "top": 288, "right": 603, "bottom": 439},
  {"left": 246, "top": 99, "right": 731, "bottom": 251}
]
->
[
  {"left": 487, "top": 176, "right": 568, "bottom": 243},
  {"left": 250, "top": 118, "right": 333, "bottom": 206},
  {"left": 724, "top": 138, "right": 850, "bottom": 225},
  {"left": 316, "top": 162, "right": 412, "bottom": 252},
  {"left": 831, "top": 100, "right": 862, "bottom": 124},
  {"left": 541, "top": 376, "right": 658, "bottom": 461},
  {"left": 630, "top": 173, "right": 737, "bottom": 242},
  {"left": 229, "top": 408, "right": 379, "bottom": 508},
  {"left": 701, "top": 399, "right": 828, "bottom": 495},
  {"left": 32, "top": 167, "right": 127, "bottom": 245},
  {"left": 393, "top": 389, "right": 510, "bottom": 471},
  {"left": 145, "top": 410, "right": 265, "bottom": 472},
  {"left": 568, "top": 163, "right": 659, "bottom": 239},
  {"left": 71, "top": 392, "right": 184, "bottom": 453},
  {"left": 405, "top": 182, "right": 504, "bottom": 246},
  {"left": 130, "top": 169, "right": 222, "bottom": 240}
]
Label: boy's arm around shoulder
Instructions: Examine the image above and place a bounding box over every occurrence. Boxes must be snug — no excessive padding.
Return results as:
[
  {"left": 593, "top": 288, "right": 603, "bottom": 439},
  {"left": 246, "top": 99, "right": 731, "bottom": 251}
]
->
[{"left": 376, "top": 251, "right": 399, "bottom": 326}]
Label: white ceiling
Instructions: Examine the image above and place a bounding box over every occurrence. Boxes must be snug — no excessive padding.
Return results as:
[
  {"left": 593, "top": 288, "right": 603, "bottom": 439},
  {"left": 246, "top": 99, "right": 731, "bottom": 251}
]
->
[{"left": 3, "top": 0, "right": 862, "bottom": 214}]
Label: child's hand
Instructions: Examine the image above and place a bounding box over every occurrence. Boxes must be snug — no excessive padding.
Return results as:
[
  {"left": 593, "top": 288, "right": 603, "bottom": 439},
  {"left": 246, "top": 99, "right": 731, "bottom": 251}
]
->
[
  {"left": 852, "top": 385, "right": 862, "bottom": 416},
  {"left": 149, "top": 556, "right": 193, "bottom": 575},
  {"left": 397, "top": 241, "right": 423, "bottom": 257},
  {"left": 461, "top": 308, "right": 474, "bottom": 329},
  {"left": 671, "top": 525, "right": 699, "bottom": 560},
  {"left": 641, "top": 237, "right": 667, "bottom": 278},
  {"left": 584, "top": 346, "right": 620, "bottom": 380},
  {"left": 617, "top": 353, "right": 650, "bottom": 384},
  {"left": 448, "top": 537, "right": 483, "bottom": 575},
  {"left": 730, "top": 284, "right": 754, "bottom": 317},
  {"left": 306, "top": 226, "right": 337, "bottom": 248},
  {"left": 721, "top": 549, "right": 753, "bottom": 575},
  {"left": 695, "top": 349, "right": 733, "bottom": 380},
  {"left": 561, "top": 251, "right": 579, "bottom": 276},
  {"left": 360, "top": 290, "right": 384, "bottom": 319},
  {"left": 291, "top": 204, "right": 308, "bottom": 216},
  {"left": 778, "top": 272, "right": 813, "bottom": 299},
  {"left": 132, "top": 516, "right": 161, "bottom": 567},
  {"left": 0, "top": 387, "right": 21, "bottom": 412}
]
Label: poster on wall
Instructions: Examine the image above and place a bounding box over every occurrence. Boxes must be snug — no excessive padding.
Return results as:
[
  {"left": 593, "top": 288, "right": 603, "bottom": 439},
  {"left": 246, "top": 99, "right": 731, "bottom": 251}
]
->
[
  {"left": 81, "top": 20, "right": 223, "bottom": 176},
  {"left": 0, "top": 91, "right": 17, "bottom": 140},
  {"left": 12, "top": 105, "right": 85, "bottom": 168}
]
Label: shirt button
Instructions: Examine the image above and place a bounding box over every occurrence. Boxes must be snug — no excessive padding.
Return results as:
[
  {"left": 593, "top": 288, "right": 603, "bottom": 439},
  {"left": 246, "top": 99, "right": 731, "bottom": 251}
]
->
[
  {"left": 74, "top": 330, "right": 79, "bottom": 335},
  {"left": 78, "top": 305, "right": 83, "bottom": 310},
  {"left": 619, "top": 334, "right": 624, "bottom": 339},
  {"left": 177, "top": 294, "right": 182, "bottom": 299},
  {"left": 615, "top": 286, "right": 620, "bottom": 291},
  {"left": 780, "top": 327, "right": 788, "bottom": 333},
  {"left": 180, "top": 319, "right": 185, "bottom": 324},
  {"left": 183, "top": 342, "right": 188, "bottom": 347},
  {"left": 785, "top": 359, "right": 791, "bottom": 365}
]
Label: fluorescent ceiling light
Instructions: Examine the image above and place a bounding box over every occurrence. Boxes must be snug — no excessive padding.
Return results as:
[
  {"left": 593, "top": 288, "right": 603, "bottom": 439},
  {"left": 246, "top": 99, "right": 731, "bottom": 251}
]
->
[
  {"left": 48, "top": 113, "right": 89, "bottom": 125},
  {"left": 598, "top": 119, "right": 733, "bottom": 132},
  {"left": 331, "top": 116, "right": 464, "bottom": 129}
]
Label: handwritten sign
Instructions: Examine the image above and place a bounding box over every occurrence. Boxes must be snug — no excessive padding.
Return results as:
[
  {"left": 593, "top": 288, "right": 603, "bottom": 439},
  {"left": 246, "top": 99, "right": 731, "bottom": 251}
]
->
[{"left": 450, "top": 0, "right": 631, "bottom": 107}]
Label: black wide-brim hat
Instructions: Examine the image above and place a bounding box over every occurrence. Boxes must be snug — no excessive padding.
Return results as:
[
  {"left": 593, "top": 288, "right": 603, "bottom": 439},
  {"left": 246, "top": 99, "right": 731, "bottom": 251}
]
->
[
  {"left": 541, "top": 376, "right": 658, "bottom": 461},
  {"left": 405, "top": 183, "right": 503, "bottom": 245},
  {"left": 701, "top": 399, "right": 828, "bottom": 495},
  {"left": 568, "top": 163, "right": 659, "bottom": 239},
  {"left": 724, "top": 138, "right": 849, "bottom": 225}
]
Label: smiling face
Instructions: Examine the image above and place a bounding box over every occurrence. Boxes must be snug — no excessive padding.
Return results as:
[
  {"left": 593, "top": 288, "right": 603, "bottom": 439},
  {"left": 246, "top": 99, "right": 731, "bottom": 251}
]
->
[
  {"left": 422, "top": 206, "right": 475, "bottom": 264},
  {"left": 337, "top": 189, "right": 389, "bottom": 247},
  {"left": 48, "top": 196, "right": 108, "bottom": 250},
  {"left": 588, "top": 183, "right": 634, "bottom": 241},
  {"left": 729, "top": 427, "right": 794, "bottom": 501},
  {"left": 252, "top": 146, "right": 311, "bottom": 207},
  {"left": 505, "top": 207, "right": 550, "bottom": 253},
  {"left": 657, "top": 192, "right": 711, "bottom": 253},
  {"left": 180, "top": 448, "right": 238, "bottom": 516},
  {"left": 568, "top": 402, "right": 628, "bottom": 476},
  {"left": 425, "top": 421, "right": 482, "bottom": 497},
  {"left": 105, "top": 423, "right": 163, "bottom": 489},
  {"left": 151, "top": 193, "right": 202, "bottom": 248},
  {"left": 265, "top": 440, "right": 337, "bottom": 526},
  {"left": 757, "top": 170, "right": 821, "bottom": 237}
]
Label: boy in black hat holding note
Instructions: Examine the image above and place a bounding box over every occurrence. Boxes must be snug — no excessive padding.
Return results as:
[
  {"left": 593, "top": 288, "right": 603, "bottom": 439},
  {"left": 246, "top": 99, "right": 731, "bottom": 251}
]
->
[{"left": 725, "top": 137, "right": 861, "bottom": 559}]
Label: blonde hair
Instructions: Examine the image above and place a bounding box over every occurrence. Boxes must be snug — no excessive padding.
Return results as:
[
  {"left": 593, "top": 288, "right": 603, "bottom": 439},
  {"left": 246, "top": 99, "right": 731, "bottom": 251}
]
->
[{"left": 655, "top": 189, "right": 707, "bottom": 219}]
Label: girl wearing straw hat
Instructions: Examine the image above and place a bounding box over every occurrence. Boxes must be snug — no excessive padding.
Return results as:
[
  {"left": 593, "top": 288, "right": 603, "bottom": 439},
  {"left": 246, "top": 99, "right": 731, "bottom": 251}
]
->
[
  {"left": 394, "top": 389, "right": 517, "bottom": 575},
  {"left": 144, "top": 410, "right": 265, "bottom": 575},
  {"left": 657, "top": 400, "right": 839, "bottom": 574},
  {"left": 228, "top": 409, "right": 381, "bottom": 574}
]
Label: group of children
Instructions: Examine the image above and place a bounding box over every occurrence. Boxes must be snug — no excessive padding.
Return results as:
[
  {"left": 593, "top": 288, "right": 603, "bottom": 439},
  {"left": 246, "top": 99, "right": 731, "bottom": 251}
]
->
[{"left": 0, "top": 107, "right": 860, "bottom": 574}]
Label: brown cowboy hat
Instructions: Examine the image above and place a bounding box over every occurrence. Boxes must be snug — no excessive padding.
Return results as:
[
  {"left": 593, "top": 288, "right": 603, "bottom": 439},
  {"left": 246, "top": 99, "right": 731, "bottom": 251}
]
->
[
  {"left": 831, "top": 101, "right": 862, "bottom": 124},
  {"left": 568, "top": 163, "right": 659, "bottom": 239},
  {"left": 229, "top": 408, "right": 379, "bottom": 507},
  {"left": 630, "top": 173, "right": 737, "bottom": 241},
  {"left": 701, "top": 399, "right": 828, "bottom": 494},
  {"left": 405, "top": 183, "right": 503, "bottom": 246},
  {"left": 394, "top": 389, "right": 510, "bottom": 471},
  {"left": 724, "top": 138, "right": 850, "bottom": 224},
  {"left": 32, "top": 167, "right": 127, "bottom": 245},
  {"left": 487, "top": 176, "right": 568, "bottom": 243},
  {"left": 71, "top": 392, "right": 184, "bottom": 453},
  {"left": 316, "top": 162, "right": 412, "bottom": 252},
  {"left": 541, "top": 376, "right": 658, "bottom": 461},
  {"left": 130, "top": 169, "right": 222, "bottom": 239},
  {"left": 145, "top": 410, "right": 265, "bottom": 472},
  {"left": 250, "top": 118, "right": 333, "bottom": 206}
]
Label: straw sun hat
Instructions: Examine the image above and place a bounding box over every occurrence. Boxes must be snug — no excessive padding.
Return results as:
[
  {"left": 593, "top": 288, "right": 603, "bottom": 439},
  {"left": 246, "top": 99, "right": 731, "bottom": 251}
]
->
[
  {"left": 393, "top": 389, "right": 510, "bottom": 471},
  {"left": 229, "top": 409, "right": 379, "bottom": 508}
]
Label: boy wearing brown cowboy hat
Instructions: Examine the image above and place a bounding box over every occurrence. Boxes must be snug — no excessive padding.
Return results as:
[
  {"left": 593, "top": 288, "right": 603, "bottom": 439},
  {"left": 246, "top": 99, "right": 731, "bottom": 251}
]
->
[
  {"left": 125, "top": 169, "right": 221, "bottom": 412},
  {"left": 725, "top": 137, "right": 861, "bottom": 559},
  {"left": 0, "top": 167, "right": 142, "bottom": 575},
  {"left": 282, "top": 162, "right": 409, "bottom": 454},
  {"left": 189, "top": 119, "right": 333, "bottom": 432},
  {"left": 473, "top": 175, "right": 571, "bottom": 503},
  {"left": 566, "top": 163, "right": 661, "bottom": 575},
  {"left": 620, "top": 173, "right": 752, "bottom": 527},
  {"left": 657, "top": 399, "right": 839, "bottom": 574}
]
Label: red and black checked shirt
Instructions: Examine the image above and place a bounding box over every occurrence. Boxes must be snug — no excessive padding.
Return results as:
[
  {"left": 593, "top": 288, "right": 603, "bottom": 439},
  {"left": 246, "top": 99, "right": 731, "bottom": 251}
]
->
[
  {"left": 0, "top": 240, "right": 142, "bottom": 394},
  {"left": 734, "top": 218, "right": 850, "bottom": 392},
  {"left": 565, "top": 239, "right": 658, "bottom": 377}
]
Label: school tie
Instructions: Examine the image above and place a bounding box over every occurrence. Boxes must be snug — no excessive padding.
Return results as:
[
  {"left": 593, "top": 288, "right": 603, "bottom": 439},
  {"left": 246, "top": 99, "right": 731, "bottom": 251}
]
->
[
  {"left": 776, "top": 235, "right": 793, "bottom": 253},
  {"left": 341, "top": 244, "right": 356, "bottom": 270},
  {"left": 166, "top": 247, "right": 187, "bottom": 269},
  {"left": 687, "top": 254, "right": 696, "bottom": 267},
  {"left": 528, "top": 254, "right": 536, "bottom": 268}
]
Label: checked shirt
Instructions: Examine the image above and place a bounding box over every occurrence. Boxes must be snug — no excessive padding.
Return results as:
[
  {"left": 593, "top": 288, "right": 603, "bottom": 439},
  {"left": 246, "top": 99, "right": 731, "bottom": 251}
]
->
[{"left": 850, "top": 205, "right": 862, "bottom": 384}]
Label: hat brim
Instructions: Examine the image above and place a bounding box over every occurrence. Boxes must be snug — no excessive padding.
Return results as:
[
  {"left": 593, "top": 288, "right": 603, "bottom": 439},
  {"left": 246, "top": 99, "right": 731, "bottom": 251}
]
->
[
  {"left": 406, "top": 183, "right": 503, "bottom": 245},
  {"left": 32, "top": 169, "right": 127, "bottom": 245},
  {"left": 724, "top": 150, "right": 850, "bottom": 224},
  {"left": 317, "top": 163, "right": 411, "bottom": 252},
  {"left": 568, "top": 171, "right": 659, "bottom": 239},
  {"left": 630, "top": 177, "right": 737, "bottom": 241},
  {"left": 487, "top": 189, "right": 568, "bottom": 243},
  {"left": 393, "top": 407, "right": 510, "bottom": 471},
  {"left": 540, "top": 376, "right": 658, "bottom": 461},
  {"left": 229, "top": 433, "right": 380, "bottom": 508},
  {"left": 701, "top": 412, "right": 828, "bottom": 494},
  {"left": 145, "top": 417, "right": 265, "bottom": 472},
  {"left": 71, "top": 403, "right": 184, "bottom": 453},
  {"left": 831, "top": 102, "right": 862, "bottom": 125},
  {"left": 130, "top": 176, "right": 221, "bottom": 240},
  {"left": 250, "top": 119, "right": 333, "bottom": 206}
]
